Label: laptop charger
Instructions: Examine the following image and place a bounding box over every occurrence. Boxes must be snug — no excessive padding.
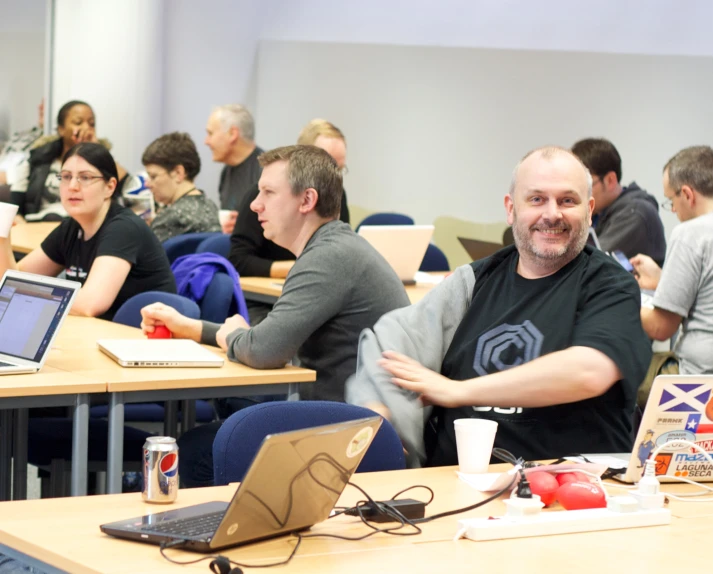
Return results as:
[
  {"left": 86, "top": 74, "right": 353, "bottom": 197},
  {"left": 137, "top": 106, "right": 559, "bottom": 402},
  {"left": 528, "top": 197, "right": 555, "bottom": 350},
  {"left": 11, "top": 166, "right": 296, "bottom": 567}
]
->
[{"left": 345, "top": 498, "right": 426, "bottom": 523}]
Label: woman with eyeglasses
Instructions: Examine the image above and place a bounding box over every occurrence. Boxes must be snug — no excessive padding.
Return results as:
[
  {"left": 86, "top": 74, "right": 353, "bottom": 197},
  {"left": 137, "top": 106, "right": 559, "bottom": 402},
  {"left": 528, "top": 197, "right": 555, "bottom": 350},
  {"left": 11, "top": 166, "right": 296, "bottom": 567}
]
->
[
  {"left": 8, "top": 100, "right": 132, "bottom": 222},
  {"left": 0, "top": 143, "right": 176, "bottom": 319},
  {"left": 142, "top": 132, "right": 221, "bottom": 242}
]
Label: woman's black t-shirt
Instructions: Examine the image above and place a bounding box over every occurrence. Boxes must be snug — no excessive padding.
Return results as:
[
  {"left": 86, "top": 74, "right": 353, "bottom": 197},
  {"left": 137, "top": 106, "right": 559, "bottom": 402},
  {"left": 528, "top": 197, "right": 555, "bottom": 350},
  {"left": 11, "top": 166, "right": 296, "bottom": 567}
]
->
[{"left": 41, "top": 202, "right": 176, "bottom": 320}]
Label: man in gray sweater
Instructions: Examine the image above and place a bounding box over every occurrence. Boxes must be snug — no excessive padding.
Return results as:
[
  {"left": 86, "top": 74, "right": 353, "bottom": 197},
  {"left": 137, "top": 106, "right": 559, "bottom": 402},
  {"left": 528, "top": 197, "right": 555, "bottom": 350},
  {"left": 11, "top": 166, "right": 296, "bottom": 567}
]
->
[{"left": 141, "top": 145, "right": 408, "bottom": 485}]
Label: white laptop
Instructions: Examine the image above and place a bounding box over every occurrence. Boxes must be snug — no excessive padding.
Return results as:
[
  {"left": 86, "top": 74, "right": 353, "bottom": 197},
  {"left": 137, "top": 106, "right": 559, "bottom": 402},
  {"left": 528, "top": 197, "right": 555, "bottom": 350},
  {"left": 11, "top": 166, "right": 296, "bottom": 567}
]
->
[
  {"left": 97, "top": 339, "right": 224, "bottom": 368},
  {"left": 0, "top": 270, "right": 80, "bottom": 375},
  {"left": 358, "top": 224, "right": 434, "bottom": 284}
]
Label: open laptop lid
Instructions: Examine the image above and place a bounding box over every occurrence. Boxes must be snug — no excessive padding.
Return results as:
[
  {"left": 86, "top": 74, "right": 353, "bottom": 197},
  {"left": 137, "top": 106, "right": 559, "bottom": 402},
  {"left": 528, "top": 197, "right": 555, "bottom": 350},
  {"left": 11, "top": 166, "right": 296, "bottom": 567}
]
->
[
  {"left": 97, "top": 339, "right": 224, "bottom": 368},
  {"left": 357, "top": 225, "right": 433, "bottom": 282},
  {"left": 101, "top": 416, "right": 382, "bottom": 551},
  {"left": 0, "top": 270, "right": 80, "bottom": 369},
  {"left": 209, "top": 416, "right": 382, "bottom": 549},
  {"left": 622, "top": 375, "right": 713, "bottom": 482},
  {"left": 457, "top": 236, "right": 503, "bottom": 261}
]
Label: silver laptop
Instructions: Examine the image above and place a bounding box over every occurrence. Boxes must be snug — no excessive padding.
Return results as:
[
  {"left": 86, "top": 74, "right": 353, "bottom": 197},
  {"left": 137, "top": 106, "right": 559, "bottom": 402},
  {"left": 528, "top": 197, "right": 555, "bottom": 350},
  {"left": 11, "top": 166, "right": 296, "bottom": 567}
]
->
[
  {"left": 577, "top": 376, "right": 713, "bottom": 483},
  {"left": 358, "top": 224, "right": 434, "bottom": 284},
  {"left": 587, "top": 227, "right": 601, "bottom": 249},
  {"left": 0, "top": 270, "right": 80, "bottom": 375},
  {"left": 101, "top": 416, "right": 382, "bottom": 552},
  {"left": 97, "top": 339, "right": 224, "bottom": 368}
]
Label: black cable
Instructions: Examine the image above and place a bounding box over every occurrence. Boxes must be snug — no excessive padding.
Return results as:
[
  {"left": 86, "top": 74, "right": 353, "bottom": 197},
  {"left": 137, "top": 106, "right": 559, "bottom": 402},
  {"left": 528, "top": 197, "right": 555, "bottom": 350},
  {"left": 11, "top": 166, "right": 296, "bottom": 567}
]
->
[{"left": 159, "top": 534, "right": 302, "bottom": 569}]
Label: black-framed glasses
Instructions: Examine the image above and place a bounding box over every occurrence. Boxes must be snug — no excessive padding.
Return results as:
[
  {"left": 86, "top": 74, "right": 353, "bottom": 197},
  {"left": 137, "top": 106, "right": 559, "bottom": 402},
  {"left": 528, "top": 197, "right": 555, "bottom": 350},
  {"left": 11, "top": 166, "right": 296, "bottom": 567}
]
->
[{"left": 57, "top": 173, "right": 105, "bottom": 187}]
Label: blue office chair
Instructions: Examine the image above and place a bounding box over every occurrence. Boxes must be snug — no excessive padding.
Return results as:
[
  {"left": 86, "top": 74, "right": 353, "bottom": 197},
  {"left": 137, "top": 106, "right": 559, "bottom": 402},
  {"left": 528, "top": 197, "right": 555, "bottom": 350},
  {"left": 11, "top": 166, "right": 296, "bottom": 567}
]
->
[
  {"left": 213, "top": 401, "right": 405, "bottom": 485},
  {"left": 113, "top": 291, "right": 201, "bottom": 328},
  {"left": 419, "top": 244, "right": 450, "bottom": 272},
  {"left": 196, "top": 234, "right": 231, "bottom": 259},
  {"left": 200, "top": 272, "right": 236, "bottom": 324},
  {"left": 355, "top": 212, "right": 414, "bottom": 232},
  {"left": 163, "top": 232, "right": 222, "bottom": 264},
  {"left": 91, "top": 291, "right": 216, "bottom": 424}
]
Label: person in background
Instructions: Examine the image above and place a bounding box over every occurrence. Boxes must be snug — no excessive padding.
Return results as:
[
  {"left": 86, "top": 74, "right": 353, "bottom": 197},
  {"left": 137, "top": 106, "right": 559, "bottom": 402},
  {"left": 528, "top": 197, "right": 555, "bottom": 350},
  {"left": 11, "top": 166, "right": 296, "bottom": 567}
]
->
[
  {"left": 9, "top": 100, "right": 130, "bottom": 222},
  {"left": 347, "top": 146, "right": 651, "bottom": 468},
  {"left": 0, "top": 143, "right": 175, "bottom": 320},
  {"left": 571, "top": 138, "right": 666, "bottom": 265},
  {"left": 632, "top": 146, "right": 713, "bottom": 374},
  {"left": 141, "top": 132, "right": 221, "bottom": 243},
  {"left": 204, "top": 104, "right": 263, "bottom": 234},
  {"left": 229, "top": 119, "right": 352, "bottom": 324},
  {"left": 141, "top": 145, "right": 408, "bottom": 486}
]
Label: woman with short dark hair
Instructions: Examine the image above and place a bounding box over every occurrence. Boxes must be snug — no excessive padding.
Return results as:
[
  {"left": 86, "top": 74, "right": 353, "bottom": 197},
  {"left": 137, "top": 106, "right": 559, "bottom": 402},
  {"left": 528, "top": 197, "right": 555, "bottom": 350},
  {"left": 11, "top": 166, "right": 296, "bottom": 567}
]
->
[{"left": 142, "top": 132, "right": 221, "bottom": 242}]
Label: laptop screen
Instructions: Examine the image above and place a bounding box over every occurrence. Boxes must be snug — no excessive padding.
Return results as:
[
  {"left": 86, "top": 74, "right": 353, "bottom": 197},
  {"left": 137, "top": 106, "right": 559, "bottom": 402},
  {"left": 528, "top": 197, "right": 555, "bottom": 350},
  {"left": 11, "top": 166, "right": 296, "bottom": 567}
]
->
[{"left": 0, "top": 275, "right": 76, "bottom": 362}]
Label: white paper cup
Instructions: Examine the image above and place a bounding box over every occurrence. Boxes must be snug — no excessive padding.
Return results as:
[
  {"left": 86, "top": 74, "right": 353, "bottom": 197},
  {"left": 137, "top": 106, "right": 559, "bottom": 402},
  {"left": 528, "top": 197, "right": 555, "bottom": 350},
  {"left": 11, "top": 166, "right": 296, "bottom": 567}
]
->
[
  {"left": 454, "top": 418, "right": 498, "bottom": 474},
  {"left": 219, "top": 209, "right": 235, "bottom": 226},
  {"left": 0, "top": 202, "right": 19, "bottom": 239}
]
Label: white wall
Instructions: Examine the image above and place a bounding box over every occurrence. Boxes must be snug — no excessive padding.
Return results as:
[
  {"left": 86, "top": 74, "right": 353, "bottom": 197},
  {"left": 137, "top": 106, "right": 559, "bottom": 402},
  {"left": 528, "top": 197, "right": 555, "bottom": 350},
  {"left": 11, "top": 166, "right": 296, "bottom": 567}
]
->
[
  {"left": 254, "top": 41, "right": 713, "bottom": 236},
  {"left": 261, "top": 0, "right": 713, "bottom": 56},
  {"left": 51, "top": 0, "right": 164, "bottom": 174},
  {"left": 0, "top": 0, "right": 46, "bottom": 140},
  {"left": 161, "top": 0, "right": 267, "bottom": 202}
]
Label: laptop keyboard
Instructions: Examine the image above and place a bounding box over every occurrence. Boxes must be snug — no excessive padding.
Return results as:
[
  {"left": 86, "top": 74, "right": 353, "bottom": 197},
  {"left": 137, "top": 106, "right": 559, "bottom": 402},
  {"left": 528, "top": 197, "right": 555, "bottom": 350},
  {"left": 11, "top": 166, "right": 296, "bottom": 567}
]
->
[{"left": 140, "top": 510, "right": 225, "bottom": 538}]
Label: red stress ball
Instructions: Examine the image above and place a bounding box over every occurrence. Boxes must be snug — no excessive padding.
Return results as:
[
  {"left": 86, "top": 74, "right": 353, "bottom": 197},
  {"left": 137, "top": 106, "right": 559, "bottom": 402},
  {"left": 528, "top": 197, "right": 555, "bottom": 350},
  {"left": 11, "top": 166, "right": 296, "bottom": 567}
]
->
[
  {"left": 526, "top": 472, "right": 559, "bottom": 507},
  {"left": 147, "top": 325, "right": 172, "bottom": 339},
  {"left": 556, "top": 481, "right": 607, "bottom": 510}
]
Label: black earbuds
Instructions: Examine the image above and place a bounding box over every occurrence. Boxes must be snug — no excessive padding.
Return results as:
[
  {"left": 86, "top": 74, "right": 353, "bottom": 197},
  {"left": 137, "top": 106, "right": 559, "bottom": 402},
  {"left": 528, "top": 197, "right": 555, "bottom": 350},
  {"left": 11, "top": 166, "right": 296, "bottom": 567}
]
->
[{"left": 209, "top": 556, "right": 243, "bottom": 574}]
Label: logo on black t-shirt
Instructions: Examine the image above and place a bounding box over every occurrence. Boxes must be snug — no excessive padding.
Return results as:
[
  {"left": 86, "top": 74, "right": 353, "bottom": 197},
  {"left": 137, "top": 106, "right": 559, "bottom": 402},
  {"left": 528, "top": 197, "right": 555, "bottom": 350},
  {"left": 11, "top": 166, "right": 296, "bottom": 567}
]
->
[{"left": 472, "top": 320, "right": 543, "bottom": 376}]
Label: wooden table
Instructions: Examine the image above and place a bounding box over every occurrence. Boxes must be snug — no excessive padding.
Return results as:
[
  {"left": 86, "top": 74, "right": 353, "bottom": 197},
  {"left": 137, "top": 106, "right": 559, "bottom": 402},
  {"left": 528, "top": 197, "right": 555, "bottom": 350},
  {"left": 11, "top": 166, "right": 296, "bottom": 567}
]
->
[
  {"left": 43, "top": 316, "right": 315, "bottom": 494},
  {"left": 9, "top": 222, "right": 60, "bottom": 254},
  {"left": 0, "top": 366, "right": 105, "bottom": 500},
  {"left": 0, "top": 466, "right": 708, "bottom": 573},
  {"left": 240, "top": 274, "right": 446, "bottom": 306}
]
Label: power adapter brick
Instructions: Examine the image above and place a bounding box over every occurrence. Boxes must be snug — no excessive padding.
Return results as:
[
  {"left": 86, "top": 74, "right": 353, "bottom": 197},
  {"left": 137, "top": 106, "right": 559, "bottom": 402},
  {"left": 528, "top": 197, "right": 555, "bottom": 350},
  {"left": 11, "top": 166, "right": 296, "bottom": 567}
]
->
[{"left": 345, "top": 498, "right": 426, "bottom": 523}]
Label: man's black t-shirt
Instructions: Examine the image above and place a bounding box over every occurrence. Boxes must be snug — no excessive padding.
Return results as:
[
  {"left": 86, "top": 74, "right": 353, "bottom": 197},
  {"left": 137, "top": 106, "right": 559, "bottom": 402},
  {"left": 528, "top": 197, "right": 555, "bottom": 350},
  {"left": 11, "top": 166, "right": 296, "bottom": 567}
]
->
[
  {"left": 41, "top": 202, "right": 177, "bottom": 320},
  {"left": 427, "top": 245, "right": 651, "bottom": 466}
]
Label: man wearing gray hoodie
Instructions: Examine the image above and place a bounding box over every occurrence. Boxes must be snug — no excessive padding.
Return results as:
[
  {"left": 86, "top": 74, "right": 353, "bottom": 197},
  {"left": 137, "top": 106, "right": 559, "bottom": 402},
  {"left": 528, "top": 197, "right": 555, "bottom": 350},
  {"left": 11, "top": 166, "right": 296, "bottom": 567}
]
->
[{"left": 572, "top": 138, "right": 666, "bottom": 266}]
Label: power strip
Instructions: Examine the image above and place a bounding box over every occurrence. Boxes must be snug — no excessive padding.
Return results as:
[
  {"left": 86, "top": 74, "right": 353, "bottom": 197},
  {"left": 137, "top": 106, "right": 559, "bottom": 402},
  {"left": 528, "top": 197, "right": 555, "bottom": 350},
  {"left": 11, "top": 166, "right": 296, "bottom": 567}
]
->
[{"left": 457, "top": 507, "right": 671, "bottom": 541}]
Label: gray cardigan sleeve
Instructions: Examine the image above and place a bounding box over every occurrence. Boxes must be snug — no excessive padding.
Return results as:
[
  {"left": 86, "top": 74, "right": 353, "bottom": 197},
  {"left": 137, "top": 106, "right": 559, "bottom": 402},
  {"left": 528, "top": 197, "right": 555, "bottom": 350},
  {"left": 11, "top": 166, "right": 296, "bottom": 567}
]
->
[{"left": 345, "top": 265, "right": 476, "bottom": 467}]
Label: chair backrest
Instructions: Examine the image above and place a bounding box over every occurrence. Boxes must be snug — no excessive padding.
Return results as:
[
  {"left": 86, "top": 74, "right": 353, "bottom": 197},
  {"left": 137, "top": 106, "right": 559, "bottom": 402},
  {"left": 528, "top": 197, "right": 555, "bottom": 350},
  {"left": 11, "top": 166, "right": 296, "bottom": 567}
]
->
[
  {"left": 419, "top": 243, "right": 450, "bottom": 272},
  {"left": 162, "top": 232, "right": 222, "bottom": 264},
  {"left": 113, "top": 291, "right": 201, "bottom": 328},
  {"left": 213, "top": 401, "right": 406, "bottom": 485},
  {"left": 355, "top": 212, "right": 414, "bottom": 232},
  {"left": 200, "top": 272, "right": 236, "bottom": 323},
  {"left": 196, "top": 234, "right": 231, "bottom": 259}
]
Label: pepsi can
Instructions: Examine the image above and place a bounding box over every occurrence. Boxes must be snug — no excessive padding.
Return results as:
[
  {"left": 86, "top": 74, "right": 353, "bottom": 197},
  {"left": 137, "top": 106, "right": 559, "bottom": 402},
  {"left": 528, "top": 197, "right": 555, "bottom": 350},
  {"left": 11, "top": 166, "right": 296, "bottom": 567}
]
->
[{"left": 142, "top": 436, "right": 179, "bottom": 503}]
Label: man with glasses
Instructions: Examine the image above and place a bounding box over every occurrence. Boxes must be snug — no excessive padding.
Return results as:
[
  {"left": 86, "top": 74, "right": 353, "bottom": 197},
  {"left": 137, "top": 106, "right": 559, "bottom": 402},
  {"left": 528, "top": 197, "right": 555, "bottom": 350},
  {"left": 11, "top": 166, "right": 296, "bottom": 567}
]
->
[
  {"left": 572, "top": 138, "right": 666, "bottom": 265},
  {"left": 631, "top": 146, "right": 713, "bottom": 375}
]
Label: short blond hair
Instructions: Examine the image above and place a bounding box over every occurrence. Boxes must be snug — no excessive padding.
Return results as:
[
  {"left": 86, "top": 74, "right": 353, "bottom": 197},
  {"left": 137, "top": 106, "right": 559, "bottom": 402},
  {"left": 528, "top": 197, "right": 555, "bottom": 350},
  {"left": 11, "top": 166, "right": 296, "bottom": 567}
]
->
[{"left": 297, "top": 119, "right": 345, "bottom": 146}]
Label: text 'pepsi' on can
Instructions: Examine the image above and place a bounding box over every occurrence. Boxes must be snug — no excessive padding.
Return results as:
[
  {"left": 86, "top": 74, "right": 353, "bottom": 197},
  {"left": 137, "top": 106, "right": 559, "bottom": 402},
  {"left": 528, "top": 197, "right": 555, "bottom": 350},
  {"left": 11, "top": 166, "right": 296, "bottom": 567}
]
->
[{"left": 143, "top": 436, "right": 178, "bottom": 503}]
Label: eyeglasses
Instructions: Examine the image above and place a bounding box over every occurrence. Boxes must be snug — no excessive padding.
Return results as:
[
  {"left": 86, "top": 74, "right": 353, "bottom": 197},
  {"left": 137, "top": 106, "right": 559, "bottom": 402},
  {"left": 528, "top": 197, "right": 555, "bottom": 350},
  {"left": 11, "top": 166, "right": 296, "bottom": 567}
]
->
[
  {"left": 661, "top": 190, "right": 682, "bottom": 211},
  {"left": 57, "top": 173, "right": 105, "bottom": 187}
]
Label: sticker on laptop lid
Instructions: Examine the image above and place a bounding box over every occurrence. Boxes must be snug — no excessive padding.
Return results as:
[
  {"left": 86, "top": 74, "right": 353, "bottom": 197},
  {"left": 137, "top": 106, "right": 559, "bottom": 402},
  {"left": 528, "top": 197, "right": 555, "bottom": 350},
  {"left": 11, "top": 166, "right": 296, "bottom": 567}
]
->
[{"left": 346, "top": 426, "right": 374, "bottom": 458}]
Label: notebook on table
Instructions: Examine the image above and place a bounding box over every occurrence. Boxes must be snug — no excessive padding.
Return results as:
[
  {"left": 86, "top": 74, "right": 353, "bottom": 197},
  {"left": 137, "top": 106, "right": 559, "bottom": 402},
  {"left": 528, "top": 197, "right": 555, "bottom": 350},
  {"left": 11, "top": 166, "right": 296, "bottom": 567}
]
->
[
  {"left": 100, "top": 416, "right": 382, "bottom": 552},
  {"left": 0, "top": 270, "right": 79, "bottom": 375},
  {"left": 97, "top": 339, "right": 224, "bottom": 368},
  {"left": 577, "top": 376, "right": 713, "bottom": 483},
  {"left": 357, "top": 225, "right": 434, "bottom": 284}
]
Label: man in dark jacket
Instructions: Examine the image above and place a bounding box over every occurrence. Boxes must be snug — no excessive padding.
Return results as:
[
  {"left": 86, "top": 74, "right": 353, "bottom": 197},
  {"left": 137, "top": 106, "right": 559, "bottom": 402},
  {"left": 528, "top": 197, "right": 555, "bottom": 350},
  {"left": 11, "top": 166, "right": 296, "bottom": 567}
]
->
[{"left": 572, "top": 138, "right": 666, "bottom": 265}]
